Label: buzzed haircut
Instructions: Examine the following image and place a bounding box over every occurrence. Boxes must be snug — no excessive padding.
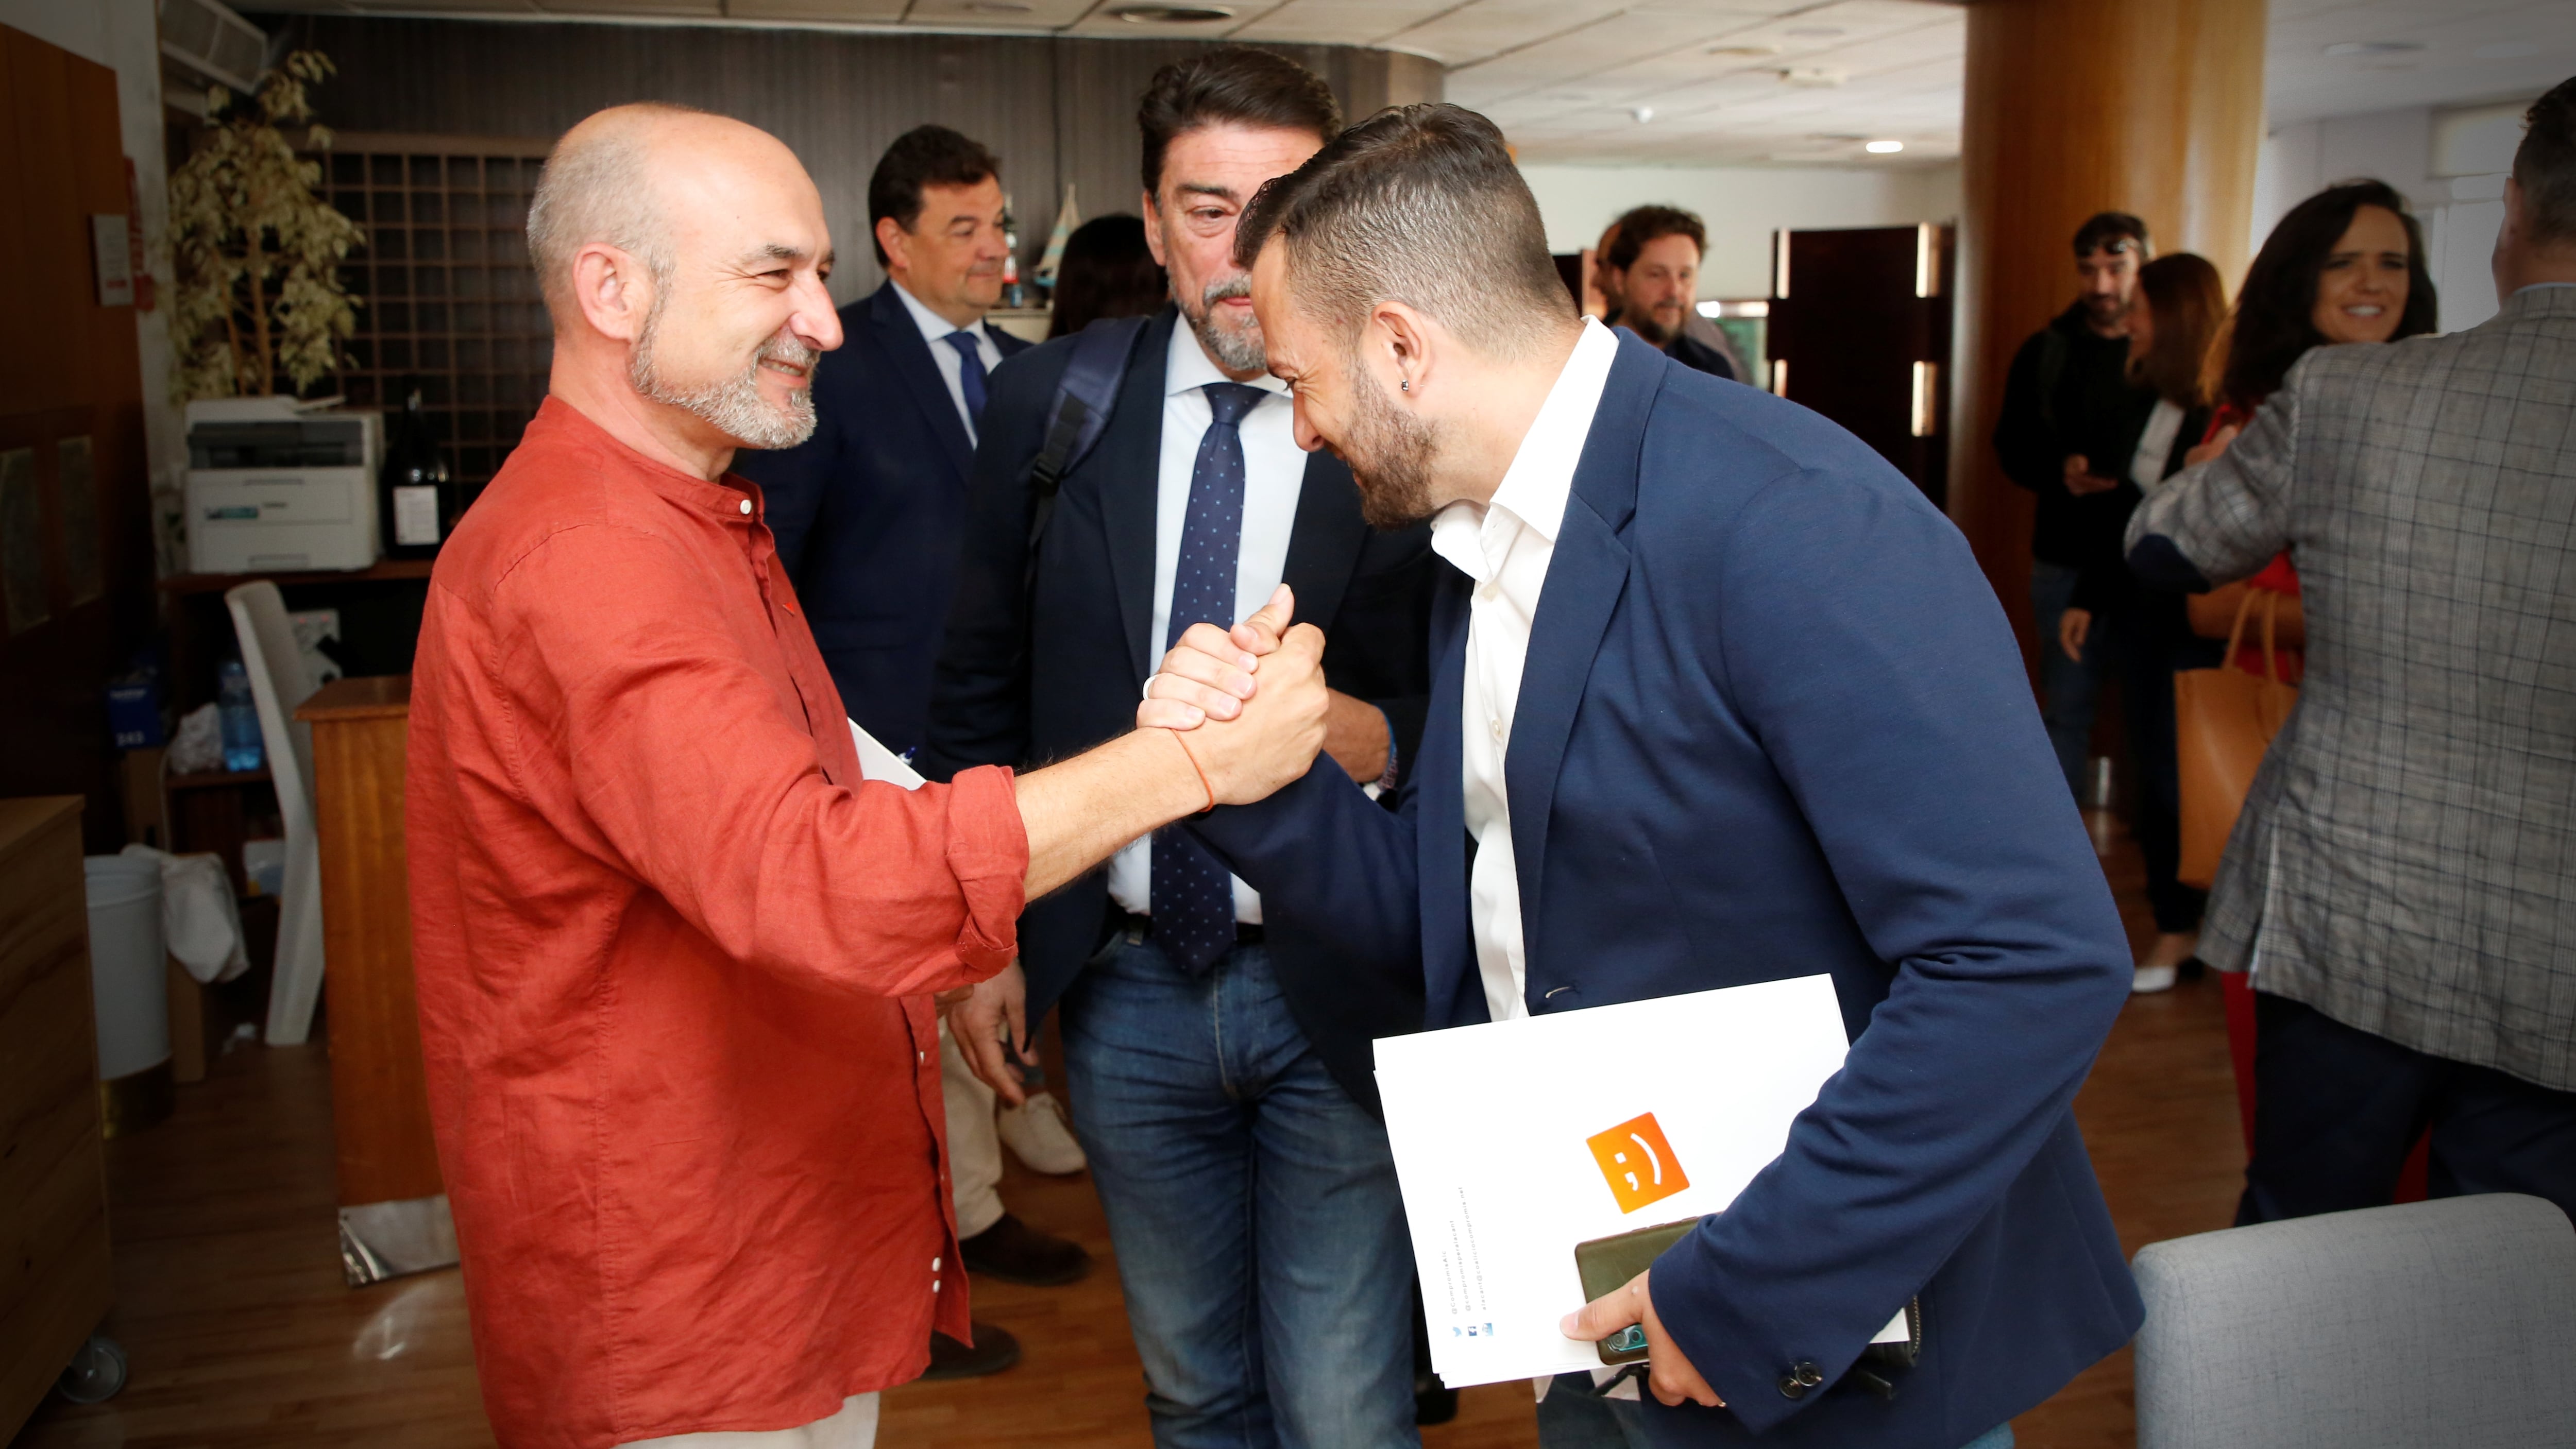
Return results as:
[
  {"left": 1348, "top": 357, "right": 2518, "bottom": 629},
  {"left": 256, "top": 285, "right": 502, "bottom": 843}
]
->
[
  {"left": 869, "top": 125, "right": 1001, "bottom": 267},
  {"left": 2073, "top": 211, "right": 2150, "bottom": 258},
  {"left": 1603, "top": 204, "right": 1705, "bottom": 271},
  {"left": 2515, "top": 74, "right": 2576, "bottom": 248},
  {"left": 1233, "top": 103, "right": 1573, "bottom": 359},
  {"left": 527, "top": 101, "right": 706, "bottom": 314},
  {"left": 1138, "top": 46, "right": 1343, "bottom": 200}
]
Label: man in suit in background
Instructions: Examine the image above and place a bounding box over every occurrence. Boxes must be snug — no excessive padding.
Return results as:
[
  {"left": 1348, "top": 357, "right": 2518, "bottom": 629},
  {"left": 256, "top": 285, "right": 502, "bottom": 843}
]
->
[
  {"left": 732, "top": 123, "right": 1085, "bottom": 1384},
  {"left": 1148, "top": 103, "right": 2140, "bottom": 1448},
  {"left": 925, "top": 47, "right": 1437, "bottom": 1448},
  {"left": 1596, "top": 204, "right": 1739, "bottom": 381},
  {"left": 2126, "top": 76, "right": 2576, "bottom": 1226}
]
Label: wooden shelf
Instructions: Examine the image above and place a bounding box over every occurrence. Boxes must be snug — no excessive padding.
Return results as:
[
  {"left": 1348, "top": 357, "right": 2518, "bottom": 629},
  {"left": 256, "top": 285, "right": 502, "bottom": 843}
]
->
[
  {"left": 165, "top": 768, "right": 271, "bottom": 792},
  {"left": 159, "top": 558, "right": 435, "bottom": 595}
]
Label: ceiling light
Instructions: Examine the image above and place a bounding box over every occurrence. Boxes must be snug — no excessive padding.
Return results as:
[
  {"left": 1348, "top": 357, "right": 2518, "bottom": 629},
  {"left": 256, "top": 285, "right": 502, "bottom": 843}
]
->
[
  {"left": 1784, "top": 25, "right": 1843, "bottom": 38},
  {"left": 1779, "top": 66, "right": 1846, "bottom": 88},
  {"left": 1866, "top": 139, "right": 1904, "bottom": 154},
  {"left": 1708, "top": 44, "right": 1780, "bottom": 57},
  {"left": 1631, "top": 106, "right": 1655, "bottom": 124},
  {"left": 2475, "top": 40, "right": 2540, "bottom": 59},
  {"left": 2324, "top": 41, "right": 2424, "bottom": 58},
  {"left": 965, "top": 2, "right": 1032, "bottom": 10},
  {"left": 1110, "top": 4, "right": 1234, "bottom": 20}
]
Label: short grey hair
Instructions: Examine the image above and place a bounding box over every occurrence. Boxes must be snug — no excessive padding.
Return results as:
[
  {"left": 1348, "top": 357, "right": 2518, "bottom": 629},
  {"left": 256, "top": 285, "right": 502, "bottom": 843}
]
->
[
  {"left": 1233, "top": 103, "right": 1571, "bottom": 359},
  {"left": 526, "top": 103, "right": 701, "bottom": 317}
]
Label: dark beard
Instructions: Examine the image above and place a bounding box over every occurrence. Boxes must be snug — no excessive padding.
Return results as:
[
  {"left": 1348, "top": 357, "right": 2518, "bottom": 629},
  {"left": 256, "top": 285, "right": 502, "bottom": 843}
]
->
[{"left": 1339, "top": 368, "right": 1440, "bottom": 530}]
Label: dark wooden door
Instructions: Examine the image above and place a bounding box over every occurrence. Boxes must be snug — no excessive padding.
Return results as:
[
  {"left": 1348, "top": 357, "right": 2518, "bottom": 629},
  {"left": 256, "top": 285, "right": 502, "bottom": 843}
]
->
[
  {"left": 0, "top": 24, "right": 158, "bottom": 853},
  {"left": 1765, "top": 224, "right": 1954, "bottom": 508}
]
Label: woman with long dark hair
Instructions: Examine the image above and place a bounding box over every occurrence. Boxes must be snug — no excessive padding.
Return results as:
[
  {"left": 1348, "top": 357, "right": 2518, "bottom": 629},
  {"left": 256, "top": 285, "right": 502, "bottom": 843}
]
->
[
  {"left": 2058, "top": 251, "right": 2230, "bottom": 993},
  {"left": 2185, "top": 182, "right": 2439, "bottom": 670},
  {"left": 1045, "top": 214, "right": 1166, "bottom": 338}
]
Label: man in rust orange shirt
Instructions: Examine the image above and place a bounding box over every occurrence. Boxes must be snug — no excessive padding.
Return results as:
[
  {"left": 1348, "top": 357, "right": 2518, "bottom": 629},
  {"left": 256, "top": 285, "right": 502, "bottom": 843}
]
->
[{"left": 405, "top": 103, "right": 1330, "bottom": 1449}]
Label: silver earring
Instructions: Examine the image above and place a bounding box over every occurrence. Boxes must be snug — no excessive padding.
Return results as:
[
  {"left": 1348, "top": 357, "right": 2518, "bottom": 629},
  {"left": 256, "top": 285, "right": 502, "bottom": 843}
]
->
[{"left": 1400, "top": 379, "right": 1410, "bottom": 391}]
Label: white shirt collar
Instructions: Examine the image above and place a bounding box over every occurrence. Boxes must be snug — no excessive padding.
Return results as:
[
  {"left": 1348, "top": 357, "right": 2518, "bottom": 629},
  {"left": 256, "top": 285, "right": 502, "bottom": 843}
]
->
[
  {"left": 890, "top": 278, "right": 987, "bottom": 348},
  {"left": 1166, "top": 313, "right": 1289, "bottom": 399},
  {"left": 1429, "top": 317, "right": 1620, "bottom": 575}
]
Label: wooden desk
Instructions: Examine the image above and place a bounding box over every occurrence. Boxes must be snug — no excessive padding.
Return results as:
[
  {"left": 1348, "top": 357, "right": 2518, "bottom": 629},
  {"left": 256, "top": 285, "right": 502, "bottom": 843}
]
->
[
  {"left": 0, "top": 797, "right": 115, "bottom": 1435},
  {"left": 295, "top": 676, "right": 454, "bottom": 1284}
]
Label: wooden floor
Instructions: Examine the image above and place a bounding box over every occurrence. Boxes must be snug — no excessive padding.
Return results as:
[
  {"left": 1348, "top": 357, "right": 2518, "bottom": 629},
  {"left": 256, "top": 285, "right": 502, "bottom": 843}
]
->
[{"left": 12, "top": 811, "right": 2243, "bottom": 1449}]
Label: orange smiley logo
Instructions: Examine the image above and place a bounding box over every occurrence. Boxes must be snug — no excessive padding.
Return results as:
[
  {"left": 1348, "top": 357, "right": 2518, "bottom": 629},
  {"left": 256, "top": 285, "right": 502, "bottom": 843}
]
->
[{"left": 1587, "top": 1111, "right": 1690, "bottom": 1214}]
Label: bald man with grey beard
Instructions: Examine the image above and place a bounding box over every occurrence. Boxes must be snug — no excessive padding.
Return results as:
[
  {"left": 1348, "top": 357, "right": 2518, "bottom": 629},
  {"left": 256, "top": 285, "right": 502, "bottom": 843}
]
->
[{"left": 406, "top": 103, "right": 1333, "bottom": 1449}]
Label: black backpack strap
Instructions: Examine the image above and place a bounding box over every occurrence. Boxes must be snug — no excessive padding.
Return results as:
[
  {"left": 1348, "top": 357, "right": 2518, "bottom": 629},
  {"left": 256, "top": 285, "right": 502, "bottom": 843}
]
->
[{"left": 1025, "top": 315, "right": 1151, "bottom": 560}]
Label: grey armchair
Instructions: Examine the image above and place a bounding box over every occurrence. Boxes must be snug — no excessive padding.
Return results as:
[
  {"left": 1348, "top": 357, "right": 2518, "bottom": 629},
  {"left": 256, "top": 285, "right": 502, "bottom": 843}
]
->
[{"left": 2132, "top": 1193, "right": 2576, "bottom": 1449}]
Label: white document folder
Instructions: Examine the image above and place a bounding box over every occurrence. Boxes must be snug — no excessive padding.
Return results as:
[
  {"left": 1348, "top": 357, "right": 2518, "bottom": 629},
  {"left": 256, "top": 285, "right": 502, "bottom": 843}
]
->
[
  {"left": 850, "top": 720, "right": 925, "bottom": 790},
  {"left": 1374, "top": 974, "right": 1905, "bottom": 1388}
]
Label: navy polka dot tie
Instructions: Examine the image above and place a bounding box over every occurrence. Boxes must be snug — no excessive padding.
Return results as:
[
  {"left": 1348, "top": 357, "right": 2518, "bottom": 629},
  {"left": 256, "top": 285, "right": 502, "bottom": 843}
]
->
[
  {"left": 1151, "top": 382, "right": 1266, "bottom": 974},
  {"left": 943, "top": 331, "right": 990, "bottom": 428}
]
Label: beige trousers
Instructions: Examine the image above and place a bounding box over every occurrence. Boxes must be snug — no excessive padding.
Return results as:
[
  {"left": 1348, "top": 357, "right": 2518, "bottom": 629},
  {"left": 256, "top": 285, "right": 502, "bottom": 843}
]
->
[
  {"left": 939, "top": 1019, "right": 1005, "bottom": 1238},
  {"left": 616, "top": 1392, "right": 878, "bottom": 1448}
]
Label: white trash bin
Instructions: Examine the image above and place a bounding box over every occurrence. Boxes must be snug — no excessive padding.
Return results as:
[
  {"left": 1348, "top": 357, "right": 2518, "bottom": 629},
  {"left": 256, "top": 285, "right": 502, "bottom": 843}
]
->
[{"left": 83, "top": 853, "right": 173, "bottom": 1135}]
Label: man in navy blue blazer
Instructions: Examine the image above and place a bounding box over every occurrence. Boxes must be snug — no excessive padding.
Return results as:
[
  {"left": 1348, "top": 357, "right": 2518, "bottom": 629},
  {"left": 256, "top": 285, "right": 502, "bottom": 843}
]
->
[
  {"left": 1141, "top": 105, "right": 2142, "bottom": 1449},
  {"left": 731, "top": 123, "right": 1082, "bottom": 1379},
  {"left": 735, "top": 125, "right": 1031, "bottom": 758}
]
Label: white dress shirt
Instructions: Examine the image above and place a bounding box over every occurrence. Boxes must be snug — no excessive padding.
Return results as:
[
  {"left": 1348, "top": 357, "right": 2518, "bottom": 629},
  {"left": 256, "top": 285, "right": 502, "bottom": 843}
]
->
[
  {"left": 1428, "top": 317, "right": 1620, "bottom": 1026},
  {"left": 1106, "top": 319, "right": 1306, "bottom": 925},
  {"left": 2129, "top": 397, "right": 2186, "bottom": 492},
  {"left": 890, "top": 280, "right": 1004, "bottom": 441}
]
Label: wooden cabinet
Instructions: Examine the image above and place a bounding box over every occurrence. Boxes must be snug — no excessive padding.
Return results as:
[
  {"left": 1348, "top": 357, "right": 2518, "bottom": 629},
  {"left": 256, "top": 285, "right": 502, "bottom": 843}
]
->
[
  {"left": 0, "top": 797, "right": 114, "bottom": 1438},
  {"left": 296, "top": 676, "right": 453, "bottom": 1284}
]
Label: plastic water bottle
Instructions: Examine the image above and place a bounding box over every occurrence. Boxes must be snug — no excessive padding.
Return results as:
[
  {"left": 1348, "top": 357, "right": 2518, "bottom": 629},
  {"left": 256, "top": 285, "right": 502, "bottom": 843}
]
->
[{"left": 217, "top": 660, "right": 264, "bottom": 773}]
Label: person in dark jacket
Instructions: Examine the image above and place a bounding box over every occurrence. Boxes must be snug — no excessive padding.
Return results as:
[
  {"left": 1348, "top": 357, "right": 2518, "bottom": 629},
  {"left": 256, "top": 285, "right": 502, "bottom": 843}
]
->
[
  {"left": 2055, "top": 252, "right": 2230, "bottom": 993},
  {"left": 924, "top": 49, "right": 1439, "bottom": 1447},
  {"left": 1045, "top": 213, "right": 1167, "bottom": 337},
  {"left": 730, "top": 122, "right": 1083, "bottom": 1383},
  {"left": 1991, "top": 211, "right": 2158, "bottom": 800},
  {"left": 1598, "top": 204, "right": 1743, "bottom": 380}
]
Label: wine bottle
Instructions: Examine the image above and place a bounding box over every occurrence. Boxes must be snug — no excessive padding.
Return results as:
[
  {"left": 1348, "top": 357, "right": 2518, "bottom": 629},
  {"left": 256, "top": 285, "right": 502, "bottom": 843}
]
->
[{"left": 380, "top": 378, "right": 455, "bottom": 558}]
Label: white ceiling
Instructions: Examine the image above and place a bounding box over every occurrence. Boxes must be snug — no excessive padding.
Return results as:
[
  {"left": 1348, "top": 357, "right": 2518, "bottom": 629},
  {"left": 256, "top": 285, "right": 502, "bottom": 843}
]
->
[{"left": 246, "top": 0, "right": 2576, "bottom": 166}]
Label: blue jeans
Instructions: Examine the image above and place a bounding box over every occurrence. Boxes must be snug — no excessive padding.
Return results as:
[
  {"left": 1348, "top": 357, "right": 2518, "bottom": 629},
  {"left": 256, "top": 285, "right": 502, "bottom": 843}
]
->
[
  {"left": 1060, "top": 931, "right": 1419, "bottom": 1449},
  {"left": 1534, "top": 1376, "right": 2014, "bottom": 1449},
  {"left": 2029, "top": 559, "right": 2109, "bottom": 800}
]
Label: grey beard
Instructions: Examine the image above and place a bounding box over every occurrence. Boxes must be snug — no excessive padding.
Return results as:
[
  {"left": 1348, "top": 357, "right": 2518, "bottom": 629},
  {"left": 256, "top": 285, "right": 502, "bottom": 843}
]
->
[
  {"left": 1341, "top": 365, "right": 1441, "bottom": 530},
  {"left": 630, "top": 310, "right": 820, "bottom": 451},
  {"left": 1183, "top": 275, "right": 1268, "bottom": 374}
]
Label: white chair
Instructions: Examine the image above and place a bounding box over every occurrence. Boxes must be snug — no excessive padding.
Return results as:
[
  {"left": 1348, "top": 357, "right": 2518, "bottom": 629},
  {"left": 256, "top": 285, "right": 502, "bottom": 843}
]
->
[
  {"left": 2132, "top": 1193, "right": 2576, "bottom": 1449},
  {"left": 224, "top": 581, "right": 327, "bottom": 1046}
]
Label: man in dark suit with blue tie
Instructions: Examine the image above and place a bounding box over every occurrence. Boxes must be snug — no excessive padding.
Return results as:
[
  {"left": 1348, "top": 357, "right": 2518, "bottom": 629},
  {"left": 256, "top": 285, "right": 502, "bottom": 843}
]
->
[
  {"left": 732, "top": 123, "right": 1083, "bottom": 1381},
  {"left": 924, "top": 48, "right": 1438, "bottom": 1448},
  {"left": 1144, "top": 105, "right": 2142, "bottom": 1449}
]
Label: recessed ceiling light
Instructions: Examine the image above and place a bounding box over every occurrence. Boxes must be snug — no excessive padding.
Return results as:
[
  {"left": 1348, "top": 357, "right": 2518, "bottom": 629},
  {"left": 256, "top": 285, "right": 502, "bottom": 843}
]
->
[
  {"left": 965, "top": 2, "right": 1032, "bottom": 10},
  {"left": 2324, "top": 40, "right": 2423, "bottom": 58},
  {"left": 1866, "top": 139, "right": 1904, "bottom": 154},
  {"left": 1630, "top": 106, "right": 1655, "bottom": 124},
  {"left": 1708, "top": 44, "right": 1780, "bottom": 57},
  {"left": 2475, "top": 40, "right": 2540, "bottom": 59},
  {"left": 1779, "top": 66, "right": 1846, "bottom": 88},
  {"left": 1111, "top": 4, "right": 1234, "bottom": 20}
]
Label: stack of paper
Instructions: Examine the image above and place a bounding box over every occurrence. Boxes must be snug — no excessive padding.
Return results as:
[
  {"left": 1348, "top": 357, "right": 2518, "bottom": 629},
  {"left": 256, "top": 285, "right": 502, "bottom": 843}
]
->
[{"left": 1375, "top": 974, "right": 1902, "bottom": 1388}]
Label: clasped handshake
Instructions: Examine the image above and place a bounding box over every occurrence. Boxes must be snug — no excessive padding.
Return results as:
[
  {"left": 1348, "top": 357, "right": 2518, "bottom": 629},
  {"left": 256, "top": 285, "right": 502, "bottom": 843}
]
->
[{"left": 1136, "top": 583, "right": 1332, "bottom": 804}]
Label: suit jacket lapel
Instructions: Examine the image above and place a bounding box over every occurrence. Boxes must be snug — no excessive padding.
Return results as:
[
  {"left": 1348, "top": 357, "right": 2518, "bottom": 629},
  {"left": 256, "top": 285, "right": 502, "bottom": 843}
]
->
[
  {"left": 870, "top": 284, "right": 976, "bottom": 480},
  {"left": 1417, "top": 568, "right": 1485, "bottom": 1028},
  {"left": 1279, "top": 450, "right": 1365, "bottom": 632},
  {"left": 1503, "top": 334, "right": 1665, "bottom": 991},
  {"left": 1096, "top": 307, "right": 1177, "bottom": 683}
]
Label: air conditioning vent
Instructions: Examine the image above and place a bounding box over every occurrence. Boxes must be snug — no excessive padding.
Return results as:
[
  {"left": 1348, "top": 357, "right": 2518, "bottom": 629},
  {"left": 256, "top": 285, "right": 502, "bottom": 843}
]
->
[{"left": 159, "top": 0, "right": 265, "bottom": 95}]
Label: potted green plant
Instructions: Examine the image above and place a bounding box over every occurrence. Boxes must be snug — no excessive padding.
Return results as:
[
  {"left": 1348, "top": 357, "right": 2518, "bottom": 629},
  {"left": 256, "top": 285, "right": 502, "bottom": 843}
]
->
[{"left": 167, "top": 50, "right": 365, "bottom": 402}]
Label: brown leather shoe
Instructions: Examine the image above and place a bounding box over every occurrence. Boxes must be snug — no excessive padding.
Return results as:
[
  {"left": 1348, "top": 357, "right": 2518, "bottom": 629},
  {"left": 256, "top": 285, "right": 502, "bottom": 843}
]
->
[
  {"left": 959, "top": 1213, "right": 1091, "bottom": 1286},
  {"left": 923, "top": 1323, "right": 1021, "bottom": 1380}
]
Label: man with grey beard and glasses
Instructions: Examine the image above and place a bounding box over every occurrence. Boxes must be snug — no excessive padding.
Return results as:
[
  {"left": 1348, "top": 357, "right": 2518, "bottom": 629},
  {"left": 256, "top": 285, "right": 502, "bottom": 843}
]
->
[
  {"left": 925, "top": 46, "right": 1443, "bottom": 1448},
  {"left": 405, "top": 101, "right": 1338, "bottom": 1449}
]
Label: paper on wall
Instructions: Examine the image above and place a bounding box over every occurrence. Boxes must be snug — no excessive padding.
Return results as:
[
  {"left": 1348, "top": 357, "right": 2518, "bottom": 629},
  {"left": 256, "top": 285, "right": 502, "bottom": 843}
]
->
[{"left": 1374, "top": 974, "right": 1905, "bottom": 1389}]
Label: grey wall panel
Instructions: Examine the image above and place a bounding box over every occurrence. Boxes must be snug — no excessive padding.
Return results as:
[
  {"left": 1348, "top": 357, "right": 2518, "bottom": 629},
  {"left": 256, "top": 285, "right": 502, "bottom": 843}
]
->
[{"left": 250, "top": 13, "right": 1439, "bottom": 302}]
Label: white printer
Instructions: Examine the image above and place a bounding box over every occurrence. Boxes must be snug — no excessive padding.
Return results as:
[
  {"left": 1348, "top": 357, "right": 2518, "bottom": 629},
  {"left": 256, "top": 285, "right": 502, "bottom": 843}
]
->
[{"left": 185, "top": 396, "right": 383, "bottom": 574}]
